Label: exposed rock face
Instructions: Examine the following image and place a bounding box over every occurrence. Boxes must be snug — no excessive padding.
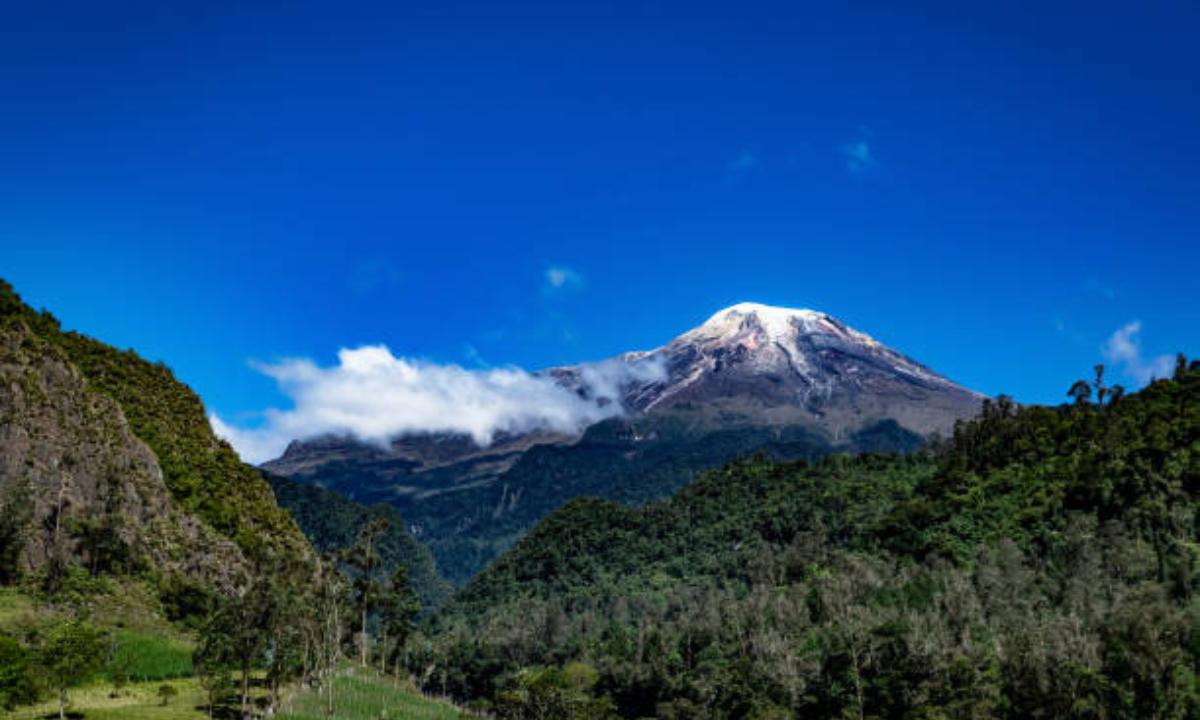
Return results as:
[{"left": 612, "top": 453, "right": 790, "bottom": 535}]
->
[
  {"left": 0, "top": 322, "right": 248, "bottom": 592},
  {"left": 616, "top": 303, "right": 983, "bottom": 437}
]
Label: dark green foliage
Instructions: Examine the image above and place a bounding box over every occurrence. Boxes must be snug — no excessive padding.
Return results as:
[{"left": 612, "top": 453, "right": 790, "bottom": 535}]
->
[
  {"left": 268, "top": 472, "right": 452, "bottom": 611},
  {"left": 902, "top": 366, "right": 1200, "bottom": 565},
  {"left": 157, "top": 573, "right": 218, "bottom": 629},
  {"left": 196, "top": 572, "right": 285, "bottom": 717},
  {"left": 0, "top": 488, "right": 32, "bottom": 585},
  {"left": 0, "top": 633, "right": 41, "bottom": 710},
  {"left": 157, "top": 682, "right": 178, "bottom": 705},
  {"left": 379, "top": 565, "right": 422, "bottom": 672},
  {"left": 422, "top": 365, "right": 1200, "bottom": 719},
  {"left": 296, "top": 418, "right": 922, "bottom": 585},
  {"left": 70, "top": 513, "right": 136, "bottom": 576},
  {"left": 345, "top": 517, "right": 390, "bottom": 665}
]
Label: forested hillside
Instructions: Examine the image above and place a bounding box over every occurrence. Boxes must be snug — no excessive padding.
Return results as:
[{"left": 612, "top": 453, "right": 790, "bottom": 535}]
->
[
  {"left": 284, "top": 417, "right": 924, "bottom": 585},
  {"left": 268, "top": 473, "right": 452, "bottom": 611},
  {"left": 420, "top": 361, "right": 1200, "bottom": 719},
  {"left": 0, "top": 280, "right": 310, "bottom": 568}
]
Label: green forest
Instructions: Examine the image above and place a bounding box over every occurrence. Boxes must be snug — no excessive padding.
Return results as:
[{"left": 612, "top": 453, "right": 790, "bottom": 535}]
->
[{"left": 417, "top": 361, "right": 1200, "bottom": 718}]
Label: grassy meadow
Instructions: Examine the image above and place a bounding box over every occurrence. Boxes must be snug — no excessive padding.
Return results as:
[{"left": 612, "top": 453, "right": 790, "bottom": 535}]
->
[
  {"left": 276, "top": 665, "right": 465, "bottom": 720},
  {"left": 3, "top": 660, "right": 462, "bottom": 720}
]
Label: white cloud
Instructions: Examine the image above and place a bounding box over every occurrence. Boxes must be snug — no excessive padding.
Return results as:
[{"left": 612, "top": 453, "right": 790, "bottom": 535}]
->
[
  {"left": 839, "top": 140, "right": 875, "bottom": 173},
  {"left": 209, "top": 414, "right": 286, "bottom": 468},
  {"left": 543, "top": 265, "right": 584, "bottom": 293},
  {"left": 1102, "top": 321, "right": 1173, "bottom": 386},
  {"left": 209, "top": 345, "right": 665, "bottom": 464}
]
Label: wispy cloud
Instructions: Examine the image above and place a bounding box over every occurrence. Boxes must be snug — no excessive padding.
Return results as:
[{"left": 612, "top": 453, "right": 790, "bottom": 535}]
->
[
  {"left": 839, "top": 140, "right": 875, "bottom": 173},
  {"left": 543, "top": 265, "right": 584, "bottom": 295},
  {"left": 1102, "top": 320, "right": 1173, "bottom": 386},
  {"left": 728, "top": 150, "right": 758, "bottom": 173},
  {"left": 209, "top": 345, "right": 665, "bottom": 464},
  {"left": 462, "top": 343, "right": 491, "bottom": 368}
]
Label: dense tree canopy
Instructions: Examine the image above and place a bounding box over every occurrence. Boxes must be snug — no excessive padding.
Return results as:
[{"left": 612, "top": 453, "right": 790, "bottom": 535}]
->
[{"left": 420, "top": 362, "right": 1200, "bottom": 719}]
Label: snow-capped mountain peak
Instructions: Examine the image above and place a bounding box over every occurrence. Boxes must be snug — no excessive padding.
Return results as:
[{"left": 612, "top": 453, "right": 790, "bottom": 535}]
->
[
  {"left": 686, "top": 302, "right": 881, "bottom": 348},
  {"left": 604, "top": 302, "right": 984, "bottom": 436},
  {"left": 549, "top": 301, "right": 983, "bottom": 438}
]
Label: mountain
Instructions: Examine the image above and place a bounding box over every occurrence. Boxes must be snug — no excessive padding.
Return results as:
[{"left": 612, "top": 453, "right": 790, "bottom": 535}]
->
[
  {"left": 0, "top": 279, "right": 312, "bottom": 595},
  {"left": 264, "top": 303, "right": 984, "bottom": 584},
  {"left": 424, "top": 363, "right": 1200, "bottom": 718},
  {"left": 553, "top": 302, "right": 982, "bottom": 436}
]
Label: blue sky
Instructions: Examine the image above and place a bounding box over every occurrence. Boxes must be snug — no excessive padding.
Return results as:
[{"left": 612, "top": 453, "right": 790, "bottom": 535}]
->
[{"left": 1, "top": 1, "right": 1197, "bottom": 441}]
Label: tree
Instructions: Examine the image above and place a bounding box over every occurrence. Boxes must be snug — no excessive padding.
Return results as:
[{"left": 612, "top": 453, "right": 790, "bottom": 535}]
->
[
  {"left": 193, "top": 650, "right": 232, "bottom": 720},
  {"left": 342, "top": 517, "right": 389, "bottom": 666},
  {"left": 1068, "top": 379, "right": 1093, "bottom": 406},
  {"left": 39, "top": 620, "right": 108, "bottom": 720},
  {"left": 71, "top": 513, "right": 133, "bottom": 576},
  {"left": 157, "top": 683, "right": 178, "bottom": 706},
  {"left": 197, "top": 575, "right": 284, "bottom": 719},
  {"left": 263, "top": 571, "right": 310, "bottom": 716},
  {"left": 1093, "top": 364, "right": 1108, "bottom": 405},
  {"left": 378, "top": 565, "right": 421, "bottom": 675},
  {"left": 494, "top": 664, "right": 617, "bottom": 720},
  {"left": 0, "top": 633, "right": 41, "bottom": 711},
  {"left": 1174, "top": 353, "right": 1189, "bottom": 380},
  {"left": 311, "top": 562, "right": 348, "bottom": 719}
]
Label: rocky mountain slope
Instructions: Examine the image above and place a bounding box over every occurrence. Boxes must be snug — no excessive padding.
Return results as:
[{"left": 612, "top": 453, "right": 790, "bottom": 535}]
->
[
  {"left": 266, "top": 303, "right": 984, "bottom": 584},
  {"left": 554, "top": 302, "right": 982, "bottom": 436},
  {"left": 0, "top": 279, "right": 312, "bottom": 593},
  {"left": 0, "top": 321, "right": 248, "bottom": 590}
]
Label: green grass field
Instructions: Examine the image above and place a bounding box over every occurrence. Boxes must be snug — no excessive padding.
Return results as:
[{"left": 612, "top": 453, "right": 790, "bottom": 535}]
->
[
  {"left": 277, "top": 665, "right": 465, "bottom": 720},
  {"left": 106, "top": 629, "right": 194, "bottom": 682},
  {"left": 2, "top": 584, "right": 457, "bottom": 720},
  {"left": 4, "top": 666, "right": 463, "bottom": 720},
  {"left": 6, "top": 677, "right": 207, "bottom": 720}
]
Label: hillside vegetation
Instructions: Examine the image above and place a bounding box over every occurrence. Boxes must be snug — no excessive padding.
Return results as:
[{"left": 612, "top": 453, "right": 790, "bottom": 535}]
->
[
  {"left": 286, "top": 417, "right": 923, "bottom": 585},
  {"left": 268, "top": 473, "right": 452, "bottom": 612},
  {"left": 0, "top": 279, "right": 310, "bottom": 568},
  {"left": 421, "top": 361, "right": 1200, "bottom": 719},
  {"left": 0, "top": 280, "right": 455, "bottom": 719}
]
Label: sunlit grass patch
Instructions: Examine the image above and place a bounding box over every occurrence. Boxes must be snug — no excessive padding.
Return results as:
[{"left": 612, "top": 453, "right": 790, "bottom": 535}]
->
[
  {"left": 277, "top": 665, "right": 465, "bottom": 720},
  {"left": 7, "top": 677, "right": 206, "bottom": 720}
]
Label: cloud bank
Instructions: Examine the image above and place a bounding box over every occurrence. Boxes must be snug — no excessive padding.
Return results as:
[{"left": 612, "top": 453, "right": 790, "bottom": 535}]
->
[
  {"left": 1103, "top": 321, "right": 1173, "bottom": 386},
  {"left": 210, "top": 345, "right": 665, "bottom": 464}
]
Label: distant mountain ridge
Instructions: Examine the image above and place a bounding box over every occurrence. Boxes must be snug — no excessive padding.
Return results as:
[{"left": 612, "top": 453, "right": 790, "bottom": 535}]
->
[{"left": 265, "top": 303, "right": 984, "bottom": 584}]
